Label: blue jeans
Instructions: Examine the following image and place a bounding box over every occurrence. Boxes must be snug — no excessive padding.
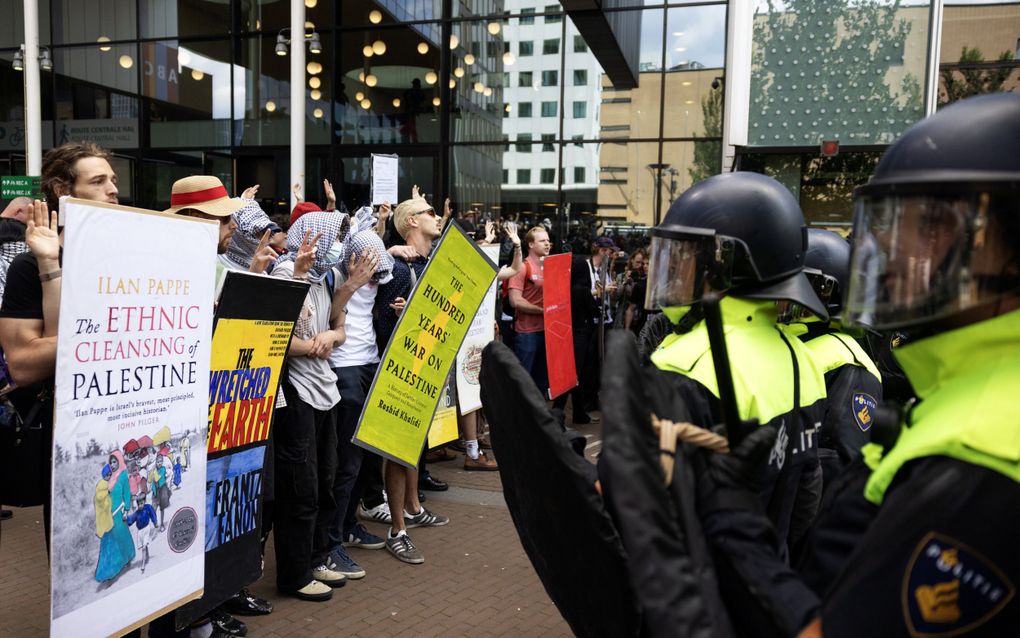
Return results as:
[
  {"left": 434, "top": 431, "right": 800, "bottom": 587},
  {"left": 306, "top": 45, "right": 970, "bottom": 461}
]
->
[
  {"left": 514, "top": 330, "right": 548, "bottom": 396},
  {"left": 328, "top": 363, "right": 377, "bottom": 548}
]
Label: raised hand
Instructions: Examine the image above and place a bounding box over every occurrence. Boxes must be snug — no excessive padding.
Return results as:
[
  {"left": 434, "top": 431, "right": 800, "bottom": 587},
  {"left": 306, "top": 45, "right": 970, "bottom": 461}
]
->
[
  {"left": 292, "top": 182, "right": 303, "bottom": 203},
  {"left": 484, "top": 220, "right": 496, "bottom": 244},
  {"left": 323, "top": 179, "right": 336, "bottom": 210},
  {"left": 412, "top": 184, "right": 422, "bottom": 200},
  {"left": 443, "top": 197, "right": 451, "bottom": 218},
  {"left": 26, "top": 200, "right": 60, "bottom": 263},
  {"left": 504, "top": 221, "right": 520, "bottom": 246},
  {"left": 347, "top": 249, "right": 380, "bottom": 289},
  {"left": 241, "top": 184, "right": 259, "bottom": 200},
  {"left": 293, "top": 229, "right": 322, "bottom": 279},
  {"left": 378, "top": 200, "right": 392, "bottom": 220},
  {"left": 249, "top": 229, "right": 277, "bottom": 274}
]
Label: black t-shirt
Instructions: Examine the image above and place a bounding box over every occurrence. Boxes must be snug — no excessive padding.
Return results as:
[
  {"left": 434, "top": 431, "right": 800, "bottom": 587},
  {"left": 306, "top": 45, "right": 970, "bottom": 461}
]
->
[{"left": 0, "top": 251, "right": 44, "bottom": 319}]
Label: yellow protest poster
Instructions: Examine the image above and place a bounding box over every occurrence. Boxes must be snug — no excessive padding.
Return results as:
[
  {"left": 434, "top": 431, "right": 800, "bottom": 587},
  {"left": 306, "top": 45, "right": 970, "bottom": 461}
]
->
[{"left": 354, "top": 224, "right": 497, "bottom": 467}]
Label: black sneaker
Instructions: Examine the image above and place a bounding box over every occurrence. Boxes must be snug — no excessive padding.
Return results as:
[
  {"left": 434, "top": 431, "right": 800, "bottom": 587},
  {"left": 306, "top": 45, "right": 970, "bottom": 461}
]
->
[
  {"left": 404, "top": 507, "right": 450, "bottom": 529},
  {"left": 343, "top": 523, "right": 386, "bottom": 549},
  {"left": 209, "top": 609, "right": 248, "bottom": 637},
  {"left": 222, "top": 588, "right": 273, "bottom": 616}
]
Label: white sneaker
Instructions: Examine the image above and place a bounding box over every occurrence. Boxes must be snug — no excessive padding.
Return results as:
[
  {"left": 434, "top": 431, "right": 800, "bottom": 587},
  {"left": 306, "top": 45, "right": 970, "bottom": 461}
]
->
[
  {"left": 311, "top": 564, "right": 347, "bottom": 588},
  {"left": 357, "top": 501, "right": 392, "bottom": 524}
]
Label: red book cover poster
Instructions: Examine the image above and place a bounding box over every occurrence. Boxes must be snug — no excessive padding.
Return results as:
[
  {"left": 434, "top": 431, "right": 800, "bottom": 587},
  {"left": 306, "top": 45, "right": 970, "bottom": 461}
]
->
[{"left": 543, "top": 253, "right": 577, "bottom": 399}]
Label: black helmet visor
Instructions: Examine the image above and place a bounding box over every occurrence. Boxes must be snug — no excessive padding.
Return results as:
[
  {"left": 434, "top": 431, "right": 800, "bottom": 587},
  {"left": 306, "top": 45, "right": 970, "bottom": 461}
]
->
[
  {"left": 845, "top": 191, "right": 1020, "bottom": 330},
  {"left": 645, "top": 225, "right": 734, "bottom": 310},
  {"left": 777, "top": 268, "right": 837, "bottom": 322}
]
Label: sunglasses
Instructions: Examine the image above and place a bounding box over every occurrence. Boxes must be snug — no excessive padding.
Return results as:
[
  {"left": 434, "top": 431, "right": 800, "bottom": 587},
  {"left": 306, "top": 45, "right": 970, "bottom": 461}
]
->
[{"left": 414, "top": 208, "right": 437, "bottom": 218}]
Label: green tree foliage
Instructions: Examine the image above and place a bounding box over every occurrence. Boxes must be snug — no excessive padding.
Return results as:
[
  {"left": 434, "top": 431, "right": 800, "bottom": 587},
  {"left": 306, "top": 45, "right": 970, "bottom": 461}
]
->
[
  {"left": 689, "top": 88, "right": 723, "bottom": 184},
  {"left": 940, "top": 47, "right": 1015, "bottom": 107}
]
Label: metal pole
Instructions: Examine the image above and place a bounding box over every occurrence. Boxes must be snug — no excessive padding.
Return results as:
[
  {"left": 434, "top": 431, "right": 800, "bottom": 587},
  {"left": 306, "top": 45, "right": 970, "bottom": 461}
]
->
[
  {"left": 23, "top": 0, "right": 42, "bottom": 175},
  {"left": 290, "top": 0, "right": 305, "bottom": 210}
]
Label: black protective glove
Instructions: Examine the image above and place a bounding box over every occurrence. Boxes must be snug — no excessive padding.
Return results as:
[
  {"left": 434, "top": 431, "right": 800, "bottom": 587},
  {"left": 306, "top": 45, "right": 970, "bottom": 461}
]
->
[{"left": 692, "top": 425, "right": 821, "bottom": 638}]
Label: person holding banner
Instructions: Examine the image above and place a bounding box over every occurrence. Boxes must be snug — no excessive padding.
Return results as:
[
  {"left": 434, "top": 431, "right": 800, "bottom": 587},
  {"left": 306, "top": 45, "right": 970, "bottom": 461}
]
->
[
  {"left": 373, "top": 197, "right": 451, "bottom": 565},
  {"left": 508, "top": 227, "right": 551, "bottom": 393}
]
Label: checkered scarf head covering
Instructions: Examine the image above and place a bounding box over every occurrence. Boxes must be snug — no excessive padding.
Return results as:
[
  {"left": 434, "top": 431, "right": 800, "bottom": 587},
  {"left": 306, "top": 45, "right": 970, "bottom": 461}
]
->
[
  {"left": 275, "top": 211, "right": 351, "bottom": 283},
  {"left": 224, "top": 199, "right": 280, "bottom": 270},
  {"left": 340, "top": 229, "right": 395, "bottom": 285}
]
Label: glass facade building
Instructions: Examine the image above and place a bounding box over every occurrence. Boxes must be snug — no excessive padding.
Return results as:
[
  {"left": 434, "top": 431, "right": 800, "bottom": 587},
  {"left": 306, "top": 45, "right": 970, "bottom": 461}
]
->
[{"left": 0, "top": 1, "right": 1015, "bottom": 238}]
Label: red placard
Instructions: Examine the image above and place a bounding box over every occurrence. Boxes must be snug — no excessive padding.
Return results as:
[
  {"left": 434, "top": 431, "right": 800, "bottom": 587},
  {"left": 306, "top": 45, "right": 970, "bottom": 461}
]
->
[{"left": 543, "top": 253, "right": 578, "bottom": 399}]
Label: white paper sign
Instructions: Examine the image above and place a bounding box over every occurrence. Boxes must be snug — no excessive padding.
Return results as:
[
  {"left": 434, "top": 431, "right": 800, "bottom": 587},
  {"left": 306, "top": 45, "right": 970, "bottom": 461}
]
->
[
  {"left": 50, "top": 199, "right": 218, "bottom": 638},
  {"left": 371, "top": 153, "right": 399, "bottom": 206},
  {"left": 456, "top": 245, "right": 500, "bottom": 414}
]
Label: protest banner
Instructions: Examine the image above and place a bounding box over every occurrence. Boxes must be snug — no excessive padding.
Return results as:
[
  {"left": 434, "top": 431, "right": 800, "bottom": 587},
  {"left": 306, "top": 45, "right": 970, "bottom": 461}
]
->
[
  {"left": 543, "top": 253, "right": 577, "bottom": 400},
  {"left": 50, "top": 198, "right": 218, "bottom": 638},
  {"left": 455, "top": 245, "right": 500, "bottom": 414},
  {"left": 354, "top": 223, "right": 497, "bottom": 467},
  {"left": 427, "top": 369, "right": 459, "bottom": 450},
  {"left": 176, "top": 271, "right": 308, "bottom": 628}
]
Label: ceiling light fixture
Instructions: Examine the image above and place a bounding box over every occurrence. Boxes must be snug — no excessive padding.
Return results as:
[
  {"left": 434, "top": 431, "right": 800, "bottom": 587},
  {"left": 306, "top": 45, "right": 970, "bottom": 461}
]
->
[
  {"left": 502, "top": 52, "right": 515, "bottom": 66},
  {"left": 417, "top": 42, "right": 428, "bottom": 55},
  {"left": 487, "top": 22, "right": 501, "bottom": 35},
  {"left": 425, "top": 70, "right": 438, "bottom": 85},
  {"left": 191, "top": 69, "right": 204, "bottom": 81},
  {"left": 369, "top": 10, "right": 382, "bottom": 24},
  {"left": 454, "top": 67, "right": 465, "bottom": 78},
  {"left": 464, "top": 53, "right": 475, "bottom": 65},
  {"left": 97, "top": 36, "right": 111, "bottom": 52},
  {"left": 366, "top": 74, "right": 378, "bottom": 87},
  {"left": 310, "top": 89, "right": 322, "bottom": 100},
  {"left": 265, "top": 100, "right": 276, "bottom": 112},
  {"left": 372, "top": 40, "right": 386, "bottom": 55}
]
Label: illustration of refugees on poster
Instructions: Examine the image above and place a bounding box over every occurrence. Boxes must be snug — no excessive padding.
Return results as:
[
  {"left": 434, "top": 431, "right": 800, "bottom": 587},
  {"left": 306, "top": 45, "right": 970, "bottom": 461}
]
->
[{"left": 50, "top": 199, "right": 216, "bottom": 637}]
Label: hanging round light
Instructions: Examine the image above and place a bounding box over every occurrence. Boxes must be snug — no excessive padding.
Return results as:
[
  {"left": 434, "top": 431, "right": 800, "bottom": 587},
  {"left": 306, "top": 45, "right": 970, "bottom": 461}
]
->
[
  {"left": 362, "top": 45, "right": 373, "bottom": 57},
  {"left": 355, "top": 91, "right": 365, "bottom": 101},
  {"left": 309, "top": 76, "right": 321, "bottom": 89},
  {"left": 310, "top": 89, "right": 322, "bottom": 100},
  {"left": 425, "top": 71, "right": 438, "bottom": 85},
  {"left": 432, "top": 96, "right": 441, "bottom": 107},
  {"left": 449, "top": 34, "right": 459, "bottom": 50},
  {"left": 453, "top": 67, "right": 465, "bottom": 78},
  {"left": 483, "top": 87, "right": 492, "bottom": 97},
  {"left": 119, "top": 55, "right": 134, "bottom": 69},
  {"left": 473, "top": 82, "right": 484, "bottom": 93},
  {"left": 487, "top": 22, "right": 501, "bottom": 35},
  {"left": 358, "top": 71, "right": 366, "bottom": 82},
  {"left": 313, "top": 107, "right": 324, "bottom": 118},
  {"left": 191, "top": 69, "right": 204, "bottom": 81},
  {"left": 304, "top": 21, "right": 314, "bottom": 31},
  {"left": 360, "top": 98, "right": 371, "bottom": 109},
  {"left": 449, "top": 79, "right": 456, "bottom": 89},
  {"left": 368, "top": 9, "right": 382, "bottom": 24},
  {"left": 392, "top": 98, "right": 401, "bottom": 108},
  {"left": 306, "top": 61, "right": 322, "bottom": 75},
  {"left": 417, "top": 42, "right": 428, "bottom": 55},
  {"left": 265, "top": 100, "right": 276, "bottom": 112},
  {"left": 365, "top": 74, "right": 378, "bottom": 87},
  {"left": 97, "top": 36, "right": 112, "bottom": 52},
  {"left": 464, "top": 53, "right": 475, "bottom": 66},
  {"left": 502, "top": 52, "right": 515, "bottom": 66},
  {"left": 372, "top": 40, "right": 386, "bottom": 55},
  {"left": 504, "top": 104, "right": 511, "bottom": 113},
  {"left": 305, "top": 0, "right": 317, "bottom": 7}
]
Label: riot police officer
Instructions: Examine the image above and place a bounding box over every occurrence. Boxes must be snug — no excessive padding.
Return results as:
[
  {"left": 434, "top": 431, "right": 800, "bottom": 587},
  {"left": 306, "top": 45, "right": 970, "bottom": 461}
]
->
[
  {"left": 645, "top": 171, "right": 829, "bottom": 554},
  {"left": 782, "top": 228, "right": 883, "bottom": 490},
  {"left": 697, "top": 92, "right": 1020, "bottom": 638}
]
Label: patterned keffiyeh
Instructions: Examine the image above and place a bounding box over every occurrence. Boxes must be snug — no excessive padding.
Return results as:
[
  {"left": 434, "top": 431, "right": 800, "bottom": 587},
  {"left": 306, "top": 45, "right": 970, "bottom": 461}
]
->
[
  {"left": 223, "top": 198, "right": 281, "bottom": 270},
  {"left": 274, "top": 211, "right": 352, "bottom": 283},
  {"left": 340, "top": 229, "right": 395, "bottom": 285}
]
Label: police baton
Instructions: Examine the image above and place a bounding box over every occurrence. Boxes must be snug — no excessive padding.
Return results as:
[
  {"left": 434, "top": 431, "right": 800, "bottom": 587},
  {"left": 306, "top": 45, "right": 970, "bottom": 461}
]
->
[{"left": 702, "top": 294, "right": 747, "bottom": 447}]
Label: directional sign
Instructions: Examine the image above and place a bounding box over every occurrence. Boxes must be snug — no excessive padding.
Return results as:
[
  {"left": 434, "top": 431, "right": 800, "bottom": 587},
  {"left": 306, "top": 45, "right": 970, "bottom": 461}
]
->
[{"left": 1, "top": 175, "right": 41, "bottom": 198}]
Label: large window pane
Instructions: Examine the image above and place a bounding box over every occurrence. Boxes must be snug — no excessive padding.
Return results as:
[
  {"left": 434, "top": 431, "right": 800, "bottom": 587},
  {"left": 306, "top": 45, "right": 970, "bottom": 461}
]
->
[
  {"left": 340, "top": 25, "right": 441, "bottom": 144},
  {"left": 141, "top": 0, "right": 232, "bottom": 39},
  {"left": 239, "top": 34, "right": 332, "bottom": 146},
  {"left": 53, "top": 43, "right": 140, "bottom": 150},
  {"left": 0, "top": 0, "right": 52, "bottom": 47},
  {"left": 53, "top": 0, "right": 136, "bottom": 45},
  {"left": 666, "top": 4, "right": 727, "bottom": 70},
  {"left": 585, "top": 141, "right": 662, "bottom": 227},
  {"left": 450, "top": 20, "right": 505, "bottom": 143},
  {"left": 661, "top": 69, "right": 722, "bottom": 138},
  {"left": 335, "top": 154, "right": 437, "bottom": 212},
  {"left": 749, "top": 0, "right": 931, "bottom": 146},
  {"left": 145, "top": 40, "right": 233, "bottom": 148},
  {"left": 938, "top": 3, "right": 1020, "bottom": 107}
]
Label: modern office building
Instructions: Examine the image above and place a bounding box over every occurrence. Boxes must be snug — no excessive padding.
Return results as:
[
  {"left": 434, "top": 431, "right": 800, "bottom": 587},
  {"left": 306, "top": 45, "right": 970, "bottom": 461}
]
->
[{"left": 0, "top": 1, "right": 1015, "bottom": 238}]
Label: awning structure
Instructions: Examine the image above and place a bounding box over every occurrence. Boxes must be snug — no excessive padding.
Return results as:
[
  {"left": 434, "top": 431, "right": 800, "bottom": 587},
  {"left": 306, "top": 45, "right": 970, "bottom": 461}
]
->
[{"left": 562, "top": 0, "right": 641, "bottom": 89}]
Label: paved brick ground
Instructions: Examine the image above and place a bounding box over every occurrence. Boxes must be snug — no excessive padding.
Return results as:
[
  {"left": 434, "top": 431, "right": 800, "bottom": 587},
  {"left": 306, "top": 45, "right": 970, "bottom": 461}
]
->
[{"left": 0, "top": 476, "right": 577, "bottom": 637}]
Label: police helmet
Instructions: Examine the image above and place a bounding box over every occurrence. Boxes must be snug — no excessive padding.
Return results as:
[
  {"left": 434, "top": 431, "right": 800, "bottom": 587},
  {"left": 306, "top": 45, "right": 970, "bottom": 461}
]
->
[
  {"left": 646, "top": 171, "right": 828, "bottom": 320},
  {"left": 844, "top": 93, "right": 1020, "bottom": 330}
]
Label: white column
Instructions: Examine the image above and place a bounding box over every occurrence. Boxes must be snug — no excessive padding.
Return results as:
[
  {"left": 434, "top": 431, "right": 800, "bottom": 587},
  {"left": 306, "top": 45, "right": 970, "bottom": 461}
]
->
[
  {"left": 290, "top": 0, "right": 305, "bottom": 209},
  {"left": 721, "top": 0, "right": 754, "bottom": 173},
  {"left": 23, "top": 0, "right": 42, "bottom": 176},
  {"left": 924, "top": 0, "right": 945, "bottom": 115}
]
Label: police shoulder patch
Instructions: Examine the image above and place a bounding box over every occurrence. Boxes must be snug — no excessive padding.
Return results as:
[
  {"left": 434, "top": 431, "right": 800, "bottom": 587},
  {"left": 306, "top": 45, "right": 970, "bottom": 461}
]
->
[
  {"left": 902, "top": 532, "right": 1015, "bottom": 638},
  {"left": 852, "top": 392, "right": 877, "bottom": 432}
]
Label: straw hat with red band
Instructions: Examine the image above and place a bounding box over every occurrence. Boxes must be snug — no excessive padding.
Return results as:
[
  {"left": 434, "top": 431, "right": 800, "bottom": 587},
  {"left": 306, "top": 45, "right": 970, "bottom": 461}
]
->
[{"left": 164, "top": 175, "right": 245, "bottom": 218}]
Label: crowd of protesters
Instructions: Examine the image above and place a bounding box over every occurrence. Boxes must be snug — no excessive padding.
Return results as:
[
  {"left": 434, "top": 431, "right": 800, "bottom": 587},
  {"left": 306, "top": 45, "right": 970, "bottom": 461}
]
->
[{"left": 0, "top": 141, "right": 646, "bottom": 637}]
